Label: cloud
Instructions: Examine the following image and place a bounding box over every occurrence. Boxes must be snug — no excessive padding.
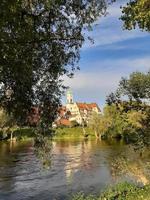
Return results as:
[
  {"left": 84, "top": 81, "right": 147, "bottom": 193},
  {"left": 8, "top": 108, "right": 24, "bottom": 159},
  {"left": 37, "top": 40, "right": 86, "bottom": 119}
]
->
[
  {"left": 63, "top": 56, "right": 150, "bottom": 106},
  {"left": 82, "top": 0, "right": 148, "bottom": 49},
  {"left": 83, "top": 29, "right": 147, "bottom": 49},
  {"left": 62, "top": 0, "right": 150, "bottom": 108}
]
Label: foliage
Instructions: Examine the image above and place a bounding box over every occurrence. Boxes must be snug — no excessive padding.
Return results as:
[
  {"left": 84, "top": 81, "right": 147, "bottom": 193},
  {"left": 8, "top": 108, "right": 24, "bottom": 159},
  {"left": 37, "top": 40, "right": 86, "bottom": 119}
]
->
[
  {"left": 0, "top": 107, "right": 16, "bottom": 139},
  {"left": 102, "top": 104, "right": 126, "bottom": 138},
  {"left": 100, "top": 102, "right": 149, "bottom": 144},
  {"left": 0, "top": 108, "right": 10, "bottom": 129},
  {"left": 89, "top": 105, "right": 146, "bottom": 139},
  {"left": 34, "top": 135, "right": 52, "bottom": 169},
  {"left": 71, "top": 183, "right": 150, "bottom": 200},
  {"left": 104, "top": 71, "right": 150, "bottom": 147},
  {"left": 106, "top": 71, "right": 150, "bottom": 104},
  {"left": 0, "top": 0, "right": 113, "bottom": 131},
  {"left": 119, "top": 71, "right": 150, "bottom": 102},
  {"left": 54, "top": 127, "right": 95, "bottom": 139},
  {"left": 70, "top": 120, "right": 79, "bottom": 128},
  {"left": 99, "top": 182, "right": 150, "bottom": 200},
  {"left": 89, "top": 112, "right": 102, "bottom": 137},
  {"left": 121, "top": 0, "right": 150, "bottom": 32},
  {"left": 13, "top": 127, "right": 35, "bottom": 140},
  {"left": 106, "top": 92, "right": 121, "bottom": 106}
]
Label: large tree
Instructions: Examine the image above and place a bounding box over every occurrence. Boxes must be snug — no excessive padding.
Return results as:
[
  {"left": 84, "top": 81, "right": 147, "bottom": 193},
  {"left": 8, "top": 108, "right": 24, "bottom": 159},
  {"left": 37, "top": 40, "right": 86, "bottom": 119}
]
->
[{"left": 0, "top": 0, "right": 113, "bottom": 132}]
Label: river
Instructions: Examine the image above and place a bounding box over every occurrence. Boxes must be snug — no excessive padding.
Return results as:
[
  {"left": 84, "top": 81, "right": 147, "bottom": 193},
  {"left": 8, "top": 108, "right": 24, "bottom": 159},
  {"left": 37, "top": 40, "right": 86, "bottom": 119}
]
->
[{"left": 0, "top": 139, "right": 149, "bottom": 200}]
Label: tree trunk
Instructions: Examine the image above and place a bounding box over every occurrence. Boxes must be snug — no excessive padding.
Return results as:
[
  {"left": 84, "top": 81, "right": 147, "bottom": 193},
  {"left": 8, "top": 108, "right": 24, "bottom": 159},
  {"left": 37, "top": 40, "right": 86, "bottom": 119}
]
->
[
  {"left": 10, "top": 131, "right": 13, "bottom": 141},
  {"left": 95, "top": 131, "right": 98, "bottom": 138},
  {"left": 95, "top": 131, "right": 100, "bottom": 139},
  {"left": 82, "top": 126, "right": 86, "bottom": 136}
]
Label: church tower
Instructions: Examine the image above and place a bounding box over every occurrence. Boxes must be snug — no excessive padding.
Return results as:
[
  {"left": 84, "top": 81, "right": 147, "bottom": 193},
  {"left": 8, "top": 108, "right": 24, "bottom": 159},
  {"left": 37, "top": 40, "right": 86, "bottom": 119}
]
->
[{"left": 66, "top": 89, "right": 73, "bottom": 104}]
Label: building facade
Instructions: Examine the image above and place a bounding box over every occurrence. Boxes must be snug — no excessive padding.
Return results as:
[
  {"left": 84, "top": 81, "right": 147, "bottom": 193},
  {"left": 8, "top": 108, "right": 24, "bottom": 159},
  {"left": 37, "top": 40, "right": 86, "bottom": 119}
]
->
[{"left": 56, "top": 90, "right": 101, "bottom": 126}]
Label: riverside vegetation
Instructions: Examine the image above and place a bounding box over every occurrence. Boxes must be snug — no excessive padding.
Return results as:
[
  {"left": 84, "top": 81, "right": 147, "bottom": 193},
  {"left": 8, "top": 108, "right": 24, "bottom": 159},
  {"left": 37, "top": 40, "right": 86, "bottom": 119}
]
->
[
  {"left": 89, "top": 71, "right": 150, "bottom": 148},
  {"left": 71, "top": 71, "right": 150, "bottom": 199},
  {"left": 0, "top": 1, "right": 150, "bottom": 199},
  {"left": 0, "top": 71, "right": 150, "bottom": 198},
  {"left": 1, "top": 71, "right": 150, "bottom": 147},
  {"left": 72, "top": 183, "right": 150, "bottom": 200},
  {"left": 0, "top": 71, "right": 149, "bottom": 148}
]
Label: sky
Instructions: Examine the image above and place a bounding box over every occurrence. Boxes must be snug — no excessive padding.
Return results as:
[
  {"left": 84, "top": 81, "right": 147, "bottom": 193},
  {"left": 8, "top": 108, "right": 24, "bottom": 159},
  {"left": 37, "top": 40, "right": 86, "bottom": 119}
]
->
[{"left": 63, "top": 0, "right": 150, "bottom": 108}]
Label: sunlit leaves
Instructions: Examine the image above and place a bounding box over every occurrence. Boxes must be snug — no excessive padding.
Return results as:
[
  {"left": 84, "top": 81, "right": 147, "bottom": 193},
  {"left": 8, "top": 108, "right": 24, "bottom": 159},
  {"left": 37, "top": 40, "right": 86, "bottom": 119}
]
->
[{"left": 121, "top": 0, "right": 150, "bottom": 31}]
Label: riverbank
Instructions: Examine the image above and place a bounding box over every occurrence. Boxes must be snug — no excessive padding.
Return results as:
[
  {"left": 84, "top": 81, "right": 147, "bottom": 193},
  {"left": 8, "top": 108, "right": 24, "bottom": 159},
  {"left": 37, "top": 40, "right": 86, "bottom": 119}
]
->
[
  {"left": 0, "top": 126, "right": 95, "bottom": 141},
  {"left": 53, "top": 127, "right": 95, "bottom": 140},
  {"left": 0, "top": 126, "right": 148, "bottom": 146},
  {"left": 72, "top": 182, "right": 150, "bottom": 200},
  {"left": 0, "top": 127, "right": 35, "bottom": 141}
]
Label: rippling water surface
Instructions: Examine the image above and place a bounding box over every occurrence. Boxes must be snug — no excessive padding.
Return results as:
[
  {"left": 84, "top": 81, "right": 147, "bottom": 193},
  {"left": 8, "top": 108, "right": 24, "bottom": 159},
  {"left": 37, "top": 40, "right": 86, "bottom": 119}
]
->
[{"left": 0, "top": 139, "right": 149, "bottom": 200}]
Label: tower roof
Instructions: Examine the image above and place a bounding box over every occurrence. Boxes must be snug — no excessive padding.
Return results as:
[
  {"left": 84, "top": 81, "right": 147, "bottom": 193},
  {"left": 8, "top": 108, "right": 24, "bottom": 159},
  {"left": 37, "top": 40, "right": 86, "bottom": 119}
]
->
[{"left": 67, "top": 89, "right": 73, "bottom": 95}]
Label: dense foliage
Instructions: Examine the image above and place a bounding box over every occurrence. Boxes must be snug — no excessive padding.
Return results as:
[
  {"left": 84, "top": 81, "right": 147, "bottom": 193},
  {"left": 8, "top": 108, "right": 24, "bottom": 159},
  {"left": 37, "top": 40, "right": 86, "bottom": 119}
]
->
[
  {"left": 90, "top": 71, "right": 150, "bottom": 147},
  {"left": 72, "top": 182, "right": 150, "bottom": 200},
  {"left": 121, "top": 0, "right": 150, "bottom": 32},
  {"left": 0, "top": 0, "right": 113, "bottom": 131}
]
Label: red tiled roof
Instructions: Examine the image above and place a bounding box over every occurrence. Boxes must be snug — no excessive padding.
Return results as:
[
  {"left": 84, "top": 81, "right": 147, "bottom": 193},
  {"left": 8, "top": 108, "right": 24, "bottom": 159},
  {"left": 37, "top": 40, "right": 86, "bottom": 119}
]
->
[
  {"left": 56, "top": 119, "right": 71, "bottom": 126},
  {"left": 76, "top": 103, "right": 100, "bottom": 111}
]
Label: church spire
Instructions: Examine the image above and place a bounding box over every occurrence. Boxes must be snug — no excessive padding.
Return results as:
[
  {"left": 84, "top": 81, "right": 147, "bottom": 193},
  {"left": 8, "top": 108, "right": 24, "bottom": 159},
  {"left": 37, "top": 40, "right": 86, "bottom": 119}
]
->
[{"left": 66, "top": 89, "right": 73, "bottom": 104}]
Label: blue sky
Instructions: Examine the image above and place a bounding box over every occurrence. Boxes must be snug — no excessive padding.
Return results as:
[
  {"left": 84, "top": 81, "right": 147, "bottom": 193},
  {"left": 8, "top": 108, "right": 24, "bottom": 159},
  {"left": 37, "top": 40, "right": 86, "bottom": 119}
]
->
[{"left": 63, "top": 0, "right": 150, "bottom": 108}]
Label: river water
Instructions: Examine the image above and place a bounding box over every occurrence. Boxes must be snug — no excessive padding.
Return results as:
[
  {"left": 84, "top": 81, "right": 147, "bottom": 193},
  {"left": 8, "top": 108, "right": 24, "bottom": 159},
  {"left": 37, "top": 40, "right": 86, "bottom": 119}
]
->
[{"left": 0, "top": 139, "right": 149, "bottom": 200}]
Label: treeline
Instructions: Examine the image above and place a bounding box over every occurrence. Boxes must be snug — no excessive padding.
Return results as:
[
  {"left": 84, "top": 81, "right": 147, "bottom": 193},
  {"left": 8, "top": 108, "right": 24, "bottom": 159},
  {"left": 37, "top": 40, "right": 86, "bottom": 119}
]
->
[{"left": 89, "top": 71, "right": 150, "bottom": 147}]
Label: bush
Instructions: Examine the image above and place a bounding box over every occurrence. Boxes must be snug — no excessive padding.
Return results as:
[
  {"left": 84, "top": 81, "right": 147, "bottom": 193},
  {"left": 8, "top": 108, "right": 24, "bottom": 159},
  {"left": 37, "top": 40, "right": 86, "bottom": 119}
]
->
[
  {"left": 13, "top": 127, "right": 35, "bottom": 140},
  {"left": 71, "top": 183, "right": 150, "bottom": 200}
]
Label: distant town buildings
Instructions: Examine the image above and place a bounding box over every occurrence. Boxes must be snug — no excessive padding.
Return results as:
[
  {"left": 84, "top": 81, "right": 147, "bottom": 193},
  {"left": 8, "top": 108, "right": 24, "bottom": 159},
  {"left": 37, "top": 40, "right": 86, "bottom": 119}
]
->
[{"left": 55, "top": 90, "right": 101, "bottom": 127}]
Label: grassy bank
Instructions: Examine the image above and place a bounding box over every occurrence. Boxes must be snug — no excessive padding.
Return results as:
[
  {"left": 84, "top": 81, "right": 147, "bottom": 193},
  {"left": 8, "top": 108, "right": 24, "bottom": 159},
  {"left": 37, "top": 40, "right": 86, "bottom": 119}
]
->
[
  {"left": 72, "top": 182, "right": 150, "bottom": 200},
  {"left": 53, "top": 127, "right": 95, "bottom": 140},
  {"left": 0, "top": 127, "right": 35, "bottom": 141},
  {"left": 13, "top": 127, "right": 35, "bottom": 140},
  {"left": 0, "top": 126, "right": 95, "bottom": 141}
]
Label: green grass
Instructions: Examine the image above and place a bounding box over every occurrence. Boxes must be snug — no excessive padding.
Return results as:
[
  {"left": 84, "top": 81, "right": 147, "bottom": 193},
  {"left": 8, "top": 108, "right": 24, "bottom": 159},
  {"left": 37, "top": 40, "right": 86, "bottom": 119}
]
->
[
  {"left": 13, "top": 127, "right": 35, "bottom": 140},
  {"left": 53, "top": 127, "right": 95, "bottom": 140},
  {"left": 71, "top": 183, "right": 150, "bottom": 200},
  {"left": 1, "top": 126, "right": 96, "bottom": 141}
]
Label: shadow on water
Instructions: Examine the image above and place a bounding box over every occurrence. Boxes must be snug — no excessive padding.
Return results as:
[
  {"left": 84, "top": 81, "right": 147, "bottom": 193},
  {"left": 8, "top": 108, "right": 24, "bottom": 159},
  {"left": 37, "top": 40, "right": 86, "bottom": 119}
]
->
[{"left": 0, "top": 138, "right": 149, "bottom": 200}]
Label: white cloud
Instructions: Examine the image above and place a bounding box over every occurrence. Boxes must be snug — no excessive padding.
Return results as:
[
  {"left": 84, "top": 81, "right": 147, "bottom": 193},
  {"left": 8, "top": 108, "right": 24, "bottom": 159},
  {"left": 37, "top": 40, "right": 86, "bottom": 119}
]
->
[
  {"left": 63, "top": 56, "right": 150, "bottom": 106},
  {"left": 65, "top": 71, "right": 119, "bottom": 91},
  {"left": 83, "top": 29, "right": 147, "bottom": 49},
  {"left": 82, "top": 0, "right": 148, "bottom": 49},
  {"left": 62, "top": 0, "right": 150, "bottom": 107}
]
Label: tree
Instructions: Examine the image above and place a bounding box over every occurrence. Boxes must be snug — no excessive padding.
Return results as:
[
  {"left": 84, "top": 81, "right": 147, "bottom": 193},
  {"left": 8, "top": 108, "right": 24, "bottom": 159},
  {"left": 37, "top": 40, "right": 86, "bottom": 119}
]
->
[
  {"left": 0, "top": 108, "right": 10, "bottom": 130},
  {"left": 89, "top": 111, "right": 111, "bottom": 138},
  {"left": 106, "top": 91, "right": 121, "bottom": 105},
  {"left": 103, "top": 104, "right": 127, "bottom": 138},
  {"left": 105, "top": 71, "right": 150, "bottom": 147},
  {"left": 0, "top": 0, "right": 113, "bottom": 133},
  {"left": 121, "top": 0, "right": 150, "bottom": 31},
  {"left": 0, "top": 107, "right": 16, "bottom": 140},
  {"left": 119, "top": 71, "right": 150, "bottom": 102}
]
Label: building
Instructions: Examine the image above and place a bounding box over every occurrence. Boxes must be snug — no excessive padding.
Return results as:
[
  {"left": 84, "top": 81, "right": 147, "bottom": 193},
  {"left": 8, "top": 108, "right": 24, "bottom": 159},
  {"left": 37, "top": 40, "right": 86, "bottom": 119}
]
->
[{"left": 56, "top": 90, "right": 101, "bottom": 126}]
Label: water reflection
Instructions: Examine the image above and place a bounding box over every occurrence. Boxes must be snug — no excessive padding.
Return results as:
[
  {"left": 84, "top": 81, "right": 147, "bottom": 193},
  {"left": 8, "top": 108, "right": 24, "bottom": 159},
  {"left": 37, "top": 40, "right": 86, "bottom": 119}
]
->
[
  {"left": 110, "top": 151, "right": 150, "bottom": 185},
  {"left": 0, "top": 139, "right": 149, "bottom": 200}
]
